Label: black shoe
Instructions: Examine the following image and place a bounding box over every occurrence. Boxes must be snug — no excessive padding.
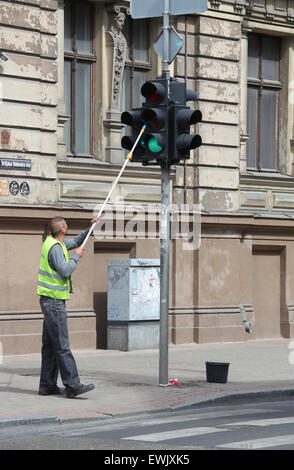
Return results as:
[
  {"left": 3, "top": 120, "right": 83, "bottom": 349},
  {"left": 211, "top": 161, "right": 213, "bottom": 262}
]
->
[
  {"left": 39, "top": 387, "right": 66, "bottom": 396},
  {"left": 66, "top": 383, "right": 95, "bottom": 398}
]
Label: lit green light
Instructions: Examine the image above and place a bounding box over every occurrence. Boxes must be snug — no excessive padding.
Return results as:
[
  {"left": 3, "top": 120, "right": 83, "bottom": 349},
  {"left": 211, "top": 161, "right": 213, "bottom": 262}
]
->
[{"left": 148, "top": 136, "right": 162, "bottom": 153}]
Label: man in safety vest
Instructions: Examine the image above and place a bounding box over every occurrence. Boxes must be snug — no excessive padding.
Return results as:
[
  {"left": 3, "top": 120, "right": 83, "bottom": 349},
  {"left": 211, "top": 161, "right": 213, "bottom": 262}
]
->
[{"left": 37, "top": 216, "right": 99, "bottom": 398}]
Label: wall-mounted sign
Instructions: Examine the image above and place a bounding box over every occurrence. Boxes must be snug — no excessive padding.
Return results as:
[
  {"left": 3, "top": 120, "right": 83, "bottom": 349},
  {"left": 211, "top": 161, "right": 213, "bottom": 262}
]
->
[
  {"left": 20, "top": 181, "right": 30, "bottom": 197},
  {"left": 0, "top": 158, "right": 31, "bottom": 171},
  {"left": 9, "top": 181, "right": 19, "bottom": 196},
  {"left": 8, "top": 181, "right": 30, "bottom": 196}
]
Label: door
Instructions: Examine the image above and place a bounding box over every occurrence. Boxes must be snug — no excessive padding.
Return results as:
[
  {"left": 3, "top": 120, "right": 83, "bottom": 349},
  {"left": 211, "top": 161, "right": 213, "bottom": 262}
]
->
[{"left": 252, "top": 250, "right": 281, "bottom": 339}]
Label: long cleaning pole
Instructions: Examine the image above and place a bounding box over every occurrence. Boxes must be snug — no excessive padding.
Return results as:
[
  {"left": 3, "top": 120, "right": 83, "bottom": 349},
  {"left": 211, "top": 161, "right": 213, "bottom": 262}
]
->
[{"left": 81, "top": 124, "right": 146, "bottom": 248}]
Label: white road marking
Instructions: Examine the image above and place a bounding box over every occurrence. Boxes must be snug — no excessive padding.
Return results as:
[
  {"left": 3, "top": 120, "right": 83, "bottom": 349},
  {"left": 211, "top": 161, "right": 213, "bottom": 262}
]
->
[
  {"left": 218, "top": 416, "right": 294, "bottom": 428},
  {"left": 122, "top": 426, "right": 226, "bottom": 442},
  {"left": 217, "top": 434, "right": 294, "bottom": 450}
]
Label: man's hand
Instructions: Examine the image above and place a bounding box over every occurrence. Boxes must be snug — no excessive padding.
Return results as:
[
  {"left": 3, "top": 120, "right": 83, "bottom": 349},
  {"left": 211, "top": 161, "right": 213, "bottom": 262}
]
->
[
  {"left": 90, "top": 216, "right": 100, "bottom": 227},
  {"left": 75, "top": 246, "right": 84, "bottom": 257}
]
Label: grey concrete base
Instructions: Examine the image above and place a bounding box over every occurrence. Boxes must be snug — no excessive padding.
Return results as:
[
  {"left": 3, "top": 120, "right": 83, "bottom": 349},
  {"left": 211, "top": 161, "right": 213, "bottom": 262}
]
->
[{"left": 107, "top": 321, "right": 159, "bottom": 351}]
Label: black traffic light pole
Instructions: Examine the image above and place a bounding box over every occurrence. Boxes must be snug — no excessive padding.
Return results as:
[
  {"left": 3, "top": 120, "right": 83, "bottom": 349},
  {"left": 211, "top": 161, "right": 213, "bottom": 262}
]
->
[{"left": 159, "top": 0, "right": 171, "bottom": 386}]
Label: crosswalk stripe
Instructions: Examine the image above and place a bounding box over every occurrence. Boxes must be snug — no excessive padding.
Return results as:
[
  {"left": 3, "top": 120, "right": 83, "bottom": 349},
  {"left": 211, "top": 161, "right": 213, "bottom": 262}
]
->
[
  {"left": 121, "top": 411, "right": 294, "bottom": 444},
  {"left": 219, "top": 416, "right": 294, "bottom": 428},
  {"left": 121, "top": 426, "right": 225, "bottom": 442},
  {"left": 217, "top": 434, "right": 294, "bottom": 450}
]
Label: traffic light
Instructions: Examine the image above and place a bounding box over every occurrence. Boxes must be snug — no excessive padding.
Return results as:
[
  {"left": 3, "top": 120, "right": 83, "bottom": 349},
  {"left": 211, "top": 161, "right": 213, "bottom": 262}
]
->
[
  {"left": 169, "top": 80, "right": 202, "bottom": 165},
  {"left": 121, "top": 78, "right": 169, "bottom": 166},
  {"left": 121, "top": 109, "right": 146, "bottom": 159},
  {"left": 121, "top": 78, "right": 201, "bottom": 166}
]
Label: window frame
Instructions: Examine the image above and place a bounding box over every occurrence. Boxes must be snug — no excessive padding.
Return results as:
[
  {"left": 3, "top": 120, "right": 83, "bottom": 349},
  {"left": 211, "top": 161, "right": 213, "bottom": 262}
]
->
[
  {"left": 122, "top": 17, "right": 151, "bottom": 110},
  {"left": 246, "top": 33, "right": 282, "bottom": 172},
  {"left": 64, "top": 0, "right": 96, "bottom": 157}
]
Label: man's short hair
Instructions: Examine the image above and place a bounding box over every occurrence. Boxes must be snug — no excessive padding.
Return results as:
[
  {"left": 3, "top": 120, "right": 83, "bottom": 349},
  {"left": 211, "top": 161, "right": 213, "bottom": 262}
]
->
[{"left": 49, "top": 217, "right": 66, "bottom": 237}]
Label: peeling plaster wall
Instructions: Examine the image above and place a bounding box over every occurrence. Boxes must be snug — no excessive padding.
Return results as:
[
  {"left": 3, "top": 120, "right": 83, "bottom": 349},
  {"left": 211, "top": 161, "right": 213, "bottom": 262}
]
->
[
  {"left": 1, "top": 0, "right": 294, "bottom": 352},
  {"left": 174, "top": 14, "right": 241, "bottom": 212},
  {"left": 0, "top": 0, "right": 58, "bottom": 204}
]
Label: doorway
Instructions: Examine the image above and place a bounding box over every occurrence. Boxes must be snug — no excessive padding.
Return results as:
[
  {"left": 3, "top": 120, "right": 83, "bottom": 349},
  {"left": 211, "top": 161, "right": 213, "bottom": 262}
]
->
[
  {"left": 93, "top": 242, "right": 135, "bottom": 348},
  {"left": 251, "top": 248, "right": 283, "bottom": 339}
]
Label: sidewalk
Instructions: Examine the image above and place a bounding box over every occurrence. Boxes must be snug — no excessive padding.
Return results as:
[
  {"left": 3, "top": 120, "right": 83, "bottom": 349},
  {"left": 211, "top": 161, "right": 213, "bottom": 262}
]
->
[{"left": 0, "top": 338, "right": 294, "bottom": 426}]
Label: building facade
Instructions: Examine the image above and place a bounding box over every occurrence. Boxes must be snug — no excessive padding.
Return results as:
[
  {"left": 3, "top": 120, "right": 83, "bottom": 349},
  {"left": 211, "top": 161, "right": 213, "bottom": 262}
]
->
[{"left": 0, "top": 0, "right": 294, "bottom": 354}]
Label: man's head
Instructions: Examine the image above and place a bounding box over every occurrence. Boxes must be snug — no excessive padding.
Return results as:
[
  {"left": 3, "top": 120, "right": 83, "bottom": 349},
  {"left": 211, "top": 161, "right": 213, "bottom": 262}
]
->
[{"left": 49, "top": 217, "right": 68, "bottom": 238}]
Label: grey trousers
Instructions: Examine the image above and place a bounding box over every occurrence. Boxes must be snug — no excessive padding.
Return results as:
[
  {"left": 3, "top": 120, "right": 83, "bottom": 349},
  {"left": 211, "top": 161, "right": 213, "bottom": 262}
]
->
[{"left": 39, "top": 296, "right": 80, "bottom": 392}]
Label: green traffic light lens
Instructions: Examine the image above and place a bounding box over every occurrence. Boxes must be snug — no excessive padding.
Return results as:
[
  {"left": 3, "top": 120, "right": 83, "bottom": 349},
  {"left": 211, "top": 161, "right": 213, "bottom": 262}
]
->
[{"left": 148, "top": 136, "right": 163, "bottom": 153}]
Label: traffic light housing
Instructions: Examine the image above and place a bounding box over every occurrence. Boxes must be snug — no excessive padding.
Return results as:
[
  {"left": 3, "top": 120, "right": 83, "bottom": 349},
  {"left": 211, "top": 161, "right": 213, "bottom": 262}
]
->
[
  {"left": 121, "top": 78, "right": 169, "bottom": 166},
  {"left": 121, "top": 77, "right": 202, "bottom": 167},
  {"left": 169, "top": 80, "right": 202, "bottom": 165},
  {"left": 121, "top": 109, "right": 146, "bottom": 159}
]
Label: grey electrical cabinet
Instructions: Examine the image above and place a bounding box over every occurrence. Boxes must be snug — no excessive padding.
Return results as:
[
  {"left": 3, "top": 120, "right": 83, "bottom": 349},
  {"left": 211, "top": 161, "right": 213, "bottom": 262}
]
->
[{"left": 107, "top": 259, "right": 160, "bottom": 351}]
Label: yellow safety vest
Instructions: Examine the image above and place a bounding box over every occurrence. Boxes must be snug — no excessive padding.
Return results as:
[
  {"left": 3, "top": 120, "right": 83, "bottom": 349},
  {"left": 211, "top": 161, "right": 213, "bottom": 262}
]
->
[{"left": 37, "top": 236, "right": 74, "bottom": 300}]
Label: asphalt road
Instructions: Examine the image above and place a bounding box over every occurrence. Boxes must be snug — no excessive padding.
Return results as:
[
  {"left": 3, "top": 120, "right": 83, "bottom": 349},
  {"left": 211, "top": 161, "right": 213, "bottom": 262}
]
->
[{"left": 1, "top": 400, "right": 294, "bottom": 453}]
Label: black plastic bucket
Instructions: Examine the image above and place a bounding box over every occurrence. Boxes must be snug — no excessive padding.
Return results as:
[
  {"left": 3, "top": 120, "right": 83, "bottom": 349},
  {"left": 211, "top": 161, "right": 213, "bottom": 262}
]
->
[{"left": 205, "top": 361, "right": 230, "bottom": 383}]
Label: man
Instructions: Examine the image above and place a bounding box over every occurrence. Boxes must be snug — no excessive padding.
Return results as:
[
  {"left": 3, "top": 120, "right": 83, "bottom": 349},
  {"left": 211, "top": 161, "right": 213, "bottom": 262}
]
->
[{"left": 37, "top": 216, "right": 99, "bottom": 398}]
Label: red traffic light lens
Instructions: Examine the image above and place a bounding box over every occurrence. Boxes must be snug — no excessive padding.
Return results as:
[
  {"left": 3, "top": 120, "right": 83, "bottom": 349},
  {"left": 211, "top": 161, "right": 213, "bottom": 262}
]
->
[
  {"left": 141, "top": 82, "right": 165, "bottom": 104},
  {"left": 149, "top": 87, "right": 162, "bottom": 104}
]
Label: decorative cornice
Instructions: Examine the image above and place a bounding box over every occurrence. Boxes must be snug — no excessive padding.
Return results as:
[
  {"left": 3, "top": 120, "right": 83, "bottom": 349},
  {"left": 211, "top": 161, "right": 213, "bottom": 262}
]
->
[
  {"left": 234, "top": 0, "right": 246, "bottom": 14},
  {"left": 243, "top": 0, "right": 294, "bottom": 24},
  {"left": 210, "top": 0, "right": 222, "bottom": 8},
  {"left": 265, "top": 11, "right": 274, "bottom": 20},
  {"left": 245, "top": 4, "right": 253, "bottom": 16}
]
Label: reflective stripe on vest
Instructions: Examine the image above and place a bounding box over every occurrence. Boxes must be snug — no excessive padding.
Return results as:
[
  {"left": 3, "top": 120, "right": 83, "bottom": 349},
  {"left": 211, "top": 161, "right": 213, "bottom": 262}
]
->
[
  {"left": 38, "top": 281, "right": 71, "bottom": 291},
  {"left": 37, "top": 236, "right": 73, "bottom": 300},
  {"left": 38, "top": 269, "right": 63, "bottom": 280}
]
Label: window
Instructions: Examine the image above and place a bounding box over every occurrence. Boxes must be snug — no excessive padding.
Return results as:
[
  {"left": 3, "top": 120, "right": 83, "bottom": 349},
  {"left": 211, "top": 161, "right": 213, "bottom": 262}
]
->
[
  {"left": 121, "top": 17, "right": 151, "bottom": 113},
  {"left": 246, "top": 34, "right": 282, "bottom": 171},
  {"left": 64, "top": 1, "right": 96, "bottom": 156}
]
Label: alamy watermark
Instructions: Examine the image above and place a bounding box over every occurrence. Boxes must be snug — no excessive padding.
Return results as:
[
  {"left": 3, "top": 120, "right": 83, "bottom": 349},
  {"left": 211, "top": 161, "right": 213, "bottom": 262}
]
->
[{"left": 92, "top": 199, "right": 202, "bottom": 251}]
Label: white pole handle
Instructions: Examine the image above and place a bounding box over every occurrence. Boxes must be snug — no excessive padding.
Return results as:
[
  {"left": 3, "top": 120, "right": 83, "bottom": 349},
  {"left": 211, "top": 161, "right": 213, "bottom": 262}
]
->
[{"left": 81, "top": 124, "right": 146, "bottom": 248}]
